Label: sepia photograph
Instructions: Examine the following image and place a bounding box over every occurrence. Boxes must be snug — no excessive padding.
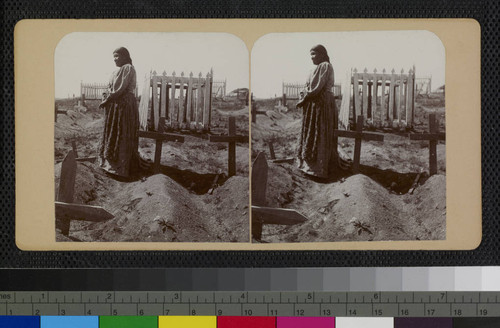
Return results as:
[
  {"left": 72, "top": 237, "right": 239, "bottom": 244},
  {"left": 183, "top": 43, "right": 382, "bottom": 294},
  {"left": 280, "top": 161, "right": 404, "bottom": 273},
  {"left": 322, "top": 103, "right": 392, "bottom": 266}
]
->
[
  {"left": 251, "top": 31, "right": 446, "bottom": 243},
  {"left": 54, "top": 32, "right": 250, "bottom": 242}
]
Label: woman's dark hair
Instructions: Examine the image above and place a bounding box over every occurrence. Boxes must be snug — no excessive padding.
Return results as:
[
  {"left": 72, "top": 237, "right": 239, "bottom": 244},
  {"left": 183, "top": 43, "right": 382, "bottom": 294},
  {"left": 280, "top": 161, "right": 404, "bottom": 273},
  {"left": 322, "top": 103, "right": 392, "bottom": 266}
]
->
[
  {"left": 113, "top": 47, "right": 132, "bottom": 65},
  {"left": 310, "top": 44, "right": 330, "bottom": 64}
]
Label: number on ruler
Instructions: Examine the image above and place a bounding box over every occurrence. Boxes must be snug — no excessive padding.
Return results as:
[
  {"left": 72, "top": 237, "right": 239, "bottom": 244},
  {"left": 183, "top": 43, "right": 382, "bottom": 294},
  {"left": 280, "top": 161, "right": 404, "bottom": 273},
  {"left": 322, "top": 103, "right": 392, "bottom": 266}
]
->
[
  {"left": 401, "top": 309, "right": 409, "bottom": 316},
  {"left": 323, "top": 309, "right": 331, "bottom": 316},
  {"left": 244, "top": 309, "right": 253, "bottom": 316},
  {"left": 296, "top": 309, "right": 305, "bottom": 316},
  {"left": 139, "top": 309, "right": 144, "bottom": 316},
  {"left": 270, "top": 309, "right": 278, "bottom": 316},
  {"left": 348, "top": 309, "right": 357, "bottom": 316},
  {"left": 454, "top": 309, "right": 462, "bottom": 316},
  {"left": 427, "top": 309, "right": 436, "bottom": 316},
  {"left": 113, "top": 309, "right": 118, "bottom": 316},
  {"left": 164, "top": 309, "right": 170, "bottom": 315},
  {"left": 479, "top": 309, "right": 488, "bottom": 316},
  {"left": 374, "top": 309, "right": 383, "bottom": 316},
  {"left": 191, "top": 309, "right": 196, "bottom": 315},
  {"left": 218, "top": 309, "right": 223, "bottom": 315},
  {"left": 34, "top": 309, "right": 40, "bottom": 316}
]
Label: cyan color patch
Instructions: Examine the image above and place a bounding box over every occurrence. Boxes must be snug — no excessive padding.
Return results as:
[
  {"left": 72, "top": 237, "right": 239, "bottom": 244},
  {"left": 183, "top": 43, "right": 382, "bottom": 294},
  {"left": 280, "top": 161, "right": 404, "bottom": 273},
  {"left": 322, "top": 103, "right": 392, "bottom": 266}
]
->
[{"left": 41, "top": 316, "right": 98, "bottom": 328}]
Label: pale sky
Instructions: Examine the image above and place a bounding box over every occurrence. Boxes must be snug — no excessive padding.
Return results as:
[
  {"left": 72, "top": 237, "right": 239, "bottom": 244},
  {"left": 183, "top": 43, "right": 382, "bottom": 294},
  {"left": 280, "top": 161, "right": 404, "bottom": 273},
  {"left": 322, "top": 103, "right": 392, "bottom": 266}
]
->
[
  {"left": 55, "top": 32, "right": 249, "bottom": 99},
  {"left": 251, "top": 30, "right": 445, "bottom": 98}
]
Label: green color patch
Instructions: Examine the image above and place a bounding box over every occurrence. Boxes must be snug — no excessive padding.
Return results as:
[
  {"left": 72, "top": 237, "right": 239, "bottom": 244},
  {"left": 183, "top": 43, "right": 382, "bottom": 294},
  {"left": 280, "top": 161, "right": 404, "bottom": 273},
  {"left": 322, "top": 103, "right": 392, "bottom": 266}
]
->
[{"left": 99, "top": 316, "right": 157, "bottom": 328}]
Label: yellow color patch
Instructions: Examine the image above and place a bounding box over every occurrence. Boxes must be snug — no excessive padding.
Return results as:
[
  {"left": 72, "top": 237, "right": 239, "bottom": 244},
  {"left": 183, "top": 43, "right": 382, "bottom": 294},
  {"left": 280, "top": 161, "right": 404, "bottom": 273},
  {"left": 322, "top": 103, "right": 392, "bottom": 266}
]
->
[{"left": 158, "top": 316, "right": 216, "bottom": 328}]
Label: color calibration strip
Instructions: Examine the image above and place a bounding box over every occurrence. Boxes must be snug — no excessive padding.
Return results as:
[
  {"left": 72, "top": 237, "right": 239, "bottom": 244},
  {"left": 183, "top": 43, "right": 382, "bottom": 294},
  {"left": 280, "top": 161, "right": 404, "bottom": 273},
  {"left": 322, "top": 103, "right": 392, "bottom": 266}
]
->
[
  {"left": 1, "top": 291, "right": 500, "bottom": 317},
  {"left": 2, "top": 267, "right": 500, "bottom": 291},
  {"left": 1, "top": 316, "right": 500, "bottom": 328}
]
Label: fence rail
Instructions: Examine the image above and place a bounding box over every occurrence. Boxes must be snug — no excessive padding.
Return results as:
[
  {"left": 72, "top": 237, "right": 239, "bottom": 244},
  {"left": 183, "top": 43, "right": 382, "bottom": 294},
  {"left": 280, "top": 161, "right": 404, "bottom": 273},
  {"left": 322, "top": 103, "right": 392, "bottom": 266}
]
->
[
  {"left": 282, "top": 82, "right": 342, "bottom": 100},
  {"left": 350, "top": 67, "right": 415, "bottom": 129},
  {"left": 212, "top": 79, "right": 226, "bottom": 98},
  {"left": 80, "top": 82, "right": 138, "bottom": 100},
  {"left": 139, "top": 70, "right": 213, "bottom": 132}
]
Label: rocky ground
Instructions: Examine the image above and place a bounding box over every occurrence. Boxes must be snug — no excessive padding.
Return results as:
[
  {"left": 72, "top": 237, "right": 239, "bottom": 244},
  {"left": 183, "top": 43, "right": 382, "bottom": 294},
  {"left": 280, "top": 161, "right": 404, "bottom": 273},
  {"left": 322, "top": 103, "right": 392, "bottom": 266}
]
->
[
  {"left": 54, "top": 98, "right": 249, "bottom": 242},
  {"left": 251, "top": 93, "right": 446, "bottom": 243}
]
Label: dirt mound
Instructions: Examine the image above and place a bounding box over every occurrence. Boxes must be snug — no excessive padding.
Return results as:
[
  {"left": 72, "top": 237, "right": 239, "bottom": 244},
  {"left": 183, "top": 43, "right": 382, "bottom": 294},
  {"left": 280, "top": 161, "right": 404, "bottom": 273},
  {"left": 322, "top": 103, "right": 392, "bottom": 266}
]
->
[
  {"left": 56, "top": 162, "right": 248, "bottom": 242},
  {"left": 262, "top": 171, "right": 445, "bottom": 243}
]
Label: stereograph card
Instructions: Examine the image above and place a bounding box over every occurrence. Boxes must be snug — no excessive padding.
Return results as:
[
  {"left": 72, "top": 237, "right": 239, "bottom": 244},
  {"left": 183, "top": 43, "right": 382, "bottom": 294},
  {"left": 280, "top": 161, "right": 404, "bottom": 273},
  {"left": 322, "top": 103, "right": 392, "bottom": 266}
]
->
[{"left": 14, "top": 19, "right": 481, "bottom": 252}]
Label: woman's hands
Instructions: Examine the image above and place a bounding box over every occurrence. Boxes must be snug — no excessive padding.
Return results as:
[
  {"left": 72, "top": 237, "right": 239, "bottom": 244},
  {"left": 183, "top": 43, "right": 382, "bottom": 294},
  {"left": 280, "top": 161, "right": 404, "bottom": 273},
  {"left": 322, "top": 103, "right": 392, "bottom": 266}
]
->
[{"left": 296, "top": 97, "right": 306, "bottom": 109}]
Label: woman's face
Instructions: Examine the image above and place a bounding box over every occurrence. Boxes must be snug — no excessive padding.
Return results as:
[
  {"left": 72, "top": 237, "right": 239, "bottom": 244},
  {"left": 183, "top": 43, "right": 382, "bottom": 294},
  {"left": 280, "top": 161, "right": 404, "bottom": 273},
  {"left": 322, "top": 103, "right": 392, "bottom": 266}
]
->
[
  {"left": 310, "top": 50, "right": 320, "bottom": 65},
  {"left": 113, "top": 52, "right": 126, "bottom": 67}
]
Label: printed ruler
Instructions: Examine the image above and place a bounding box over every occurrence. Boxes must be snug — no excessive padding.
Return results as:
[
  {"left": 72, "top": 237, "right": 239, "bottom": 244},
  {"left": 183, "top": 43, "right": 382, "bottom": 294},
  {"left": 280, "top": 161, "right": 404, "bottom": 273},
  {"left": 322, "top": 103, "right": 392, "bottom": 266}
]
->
[{"left": 1, "top": 291, "right": 499, "bottom": 317}]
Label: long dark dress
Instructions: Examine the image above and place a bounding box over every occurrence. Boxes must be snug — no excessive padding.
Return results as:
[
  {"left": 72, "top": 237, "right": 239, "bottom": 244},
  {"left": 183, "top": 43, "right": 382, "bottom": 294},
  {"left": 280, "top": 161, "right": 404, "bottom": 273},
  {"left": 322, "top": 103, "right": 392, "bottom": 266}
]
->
[
  {"left": 99, "top": 63, "right": 141, "bottom": 178},
  {"left": 297, "top": 61, "right": 338, "bottom": 178}
]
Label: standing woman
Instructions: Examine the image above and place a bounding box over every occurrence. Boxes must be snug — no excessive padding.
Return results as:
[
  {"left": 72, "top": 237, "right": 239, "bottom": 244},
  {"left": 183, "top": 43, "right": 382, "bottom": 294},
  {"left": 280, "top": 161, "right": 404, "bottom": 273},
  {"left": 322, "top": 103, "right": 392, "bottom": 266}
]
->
[
  {"left": 296, "top": 45, "right": 348, "bottom": 179},
  {"left": 99, "top": 47, "right": 144, "bottom": 179}
]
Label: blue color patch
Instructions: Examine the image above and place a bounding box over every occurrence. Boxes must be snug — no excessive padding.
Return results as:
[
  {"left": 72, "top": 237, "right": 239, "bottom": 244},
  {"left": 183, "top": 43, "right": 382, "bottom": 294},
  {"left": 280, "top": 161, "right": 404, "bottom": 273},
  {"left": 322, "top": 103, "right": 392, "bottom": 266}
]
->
[
  {"left": 0, "top": 316, "right": 40, "bottom": 328},
  {"left": 40, "top": 316, "right": 98, "bottom": 328}
]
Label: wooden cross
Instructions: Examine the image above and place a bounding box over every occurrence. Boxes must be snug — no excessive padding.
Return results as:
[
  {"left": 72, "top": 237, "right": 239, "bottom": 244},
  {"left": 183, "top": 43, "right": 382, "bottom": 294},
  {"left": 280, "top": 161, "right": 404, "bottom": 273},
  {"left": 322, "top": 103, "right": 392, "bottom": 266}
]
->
[
  {"left": 267, "top": 138, "right": 294, "bottom": 164},
  {"left": 251, "top": 152, "right": 307, "bottom": 241},
  {"left": 56, "top": 150, "right": 114, "bottom": 236},
  {"left": 409, "top": 113, "right": 445, "bottom": 175},
  {"left": 138, "top": 118, "right": 185, "bottom": 174},
  {"left": 209, "top": 116, "right": 247, "bottom": 177},
  {"left": 54, "top": 104, "right": 67, "bottom": 122},
  {"left": 334, "top": 115, "right": 384, "bottom": 173},
  {"left": 71, "top": 138, "right": 96, "bottom": 163}
]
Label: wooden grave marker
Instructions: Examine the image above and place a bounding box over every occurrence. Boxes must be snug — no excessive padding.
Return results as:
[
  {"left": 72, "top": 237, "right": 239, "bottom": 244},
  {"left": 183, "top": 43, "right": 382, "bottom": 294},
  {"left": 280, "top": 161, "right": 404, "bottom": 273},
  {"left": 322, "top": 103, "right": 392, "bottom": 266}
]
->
[
  {"left": 334, "top": 115, "right": 385, "bottom": 173},
  {"left": 267, "top": 138, "right": 295, "bottom": 164},
  {"left": 138, "top": 118, "right": 185, "bottom": 174},
  {"left": 70, "top": 138, "right": 97, "bottom": 163},
  {"left": 251, "top": 152, "right": 307, "bottom": 241},
  {"left": 56, "top": 150, "right": 114, "bottom": 236},
  {"left": 409, "top": 113, "right": 445, "bottom": 175},
  {"left": 209, "top": 116, "right": 247, "bottom": 177}
]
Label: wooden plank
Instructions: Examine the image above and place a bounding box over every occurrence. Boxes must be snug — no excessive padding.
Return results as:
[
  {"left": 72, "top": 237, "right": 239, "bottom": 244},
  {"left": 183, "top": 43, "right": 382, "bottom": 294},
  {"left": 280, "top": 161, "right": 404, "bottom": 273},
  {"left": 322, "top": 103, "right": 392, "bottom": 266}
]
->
[
  {"left": 186, "top": 72, "right": 193, "bottom": 127},
  {"left": 409, "top": 133, "right": 445, "bottom": 141},
  {"left": 407, "top": 69, "right": 414, "bottom": 127},
  {"left": 58, "top": 150, "right": 76, "bottom": 204},
  {"left": 334, "top": 129, "right": 384, "bottom": 142},
  {"left": 75, "top": 156, "right": 97, "bottom": 163},
  {"left": 371, "top": 70, "right": 378, "bottom": 126},
  {"left": 251, "top": 152, "right": 268, "bottom": 207},
  {"left": 399, "top": 71, "right": 404, "bottom": 126},
  {"left": 362, "top": 70, "right": 368, "bottom": 120},
  {"left": 208, "top": 135, "right": 247, "bottom": 143},
  {"left": 268, "top": 139, "right": 276, "bottom": 160},
  {"left": 353, "top": 70, "right": 360, "bottom": 123},
  {"left": 203, "top": 73, "right": 211, "bottom": 129},
  {"left": 152, "top": 73, "right": 159, "bottom": 131},
  {"left": 196, "top": 73, "right": 203, "bottom": 129},
  {"left": 429, "top": 113, "right": 438, "bottom": 176},
  {"left": 170, "top": 72, "right": 177, "bottom": 127},
  {"left": 138, "top": 130, "right": 185, "bottom": 142},
  {"left": 55, "top": 201, "right": 114, "bottom": 222},
  {"left": 138, "top": 72, "right": 151, "bottom": 130},
  {"left": 251, "top": 206, "right": 307, "bottom": 225},
  {"left": 160, "top": 73, "right": 167, "bottom": 120},
  {"left": 389, "top": 71, "right": 395, "bottom": 126},
  {"left": 251, "top": 151, "right": 268, "bottom": 240},
  {"left": 272, "top": 158, "right": 295, "bottom": 164},
  {"left": 353, "top": 115, "right": 363, "bottom": 173},
  {"left": 178, "top": 73, "right": 185, "bottom": 127},
  {"left": 57, "top": 150, "right": 77, "bottom": 235},
  {"left": 380, "top": 70, "right": 386, "bottom": 125}
]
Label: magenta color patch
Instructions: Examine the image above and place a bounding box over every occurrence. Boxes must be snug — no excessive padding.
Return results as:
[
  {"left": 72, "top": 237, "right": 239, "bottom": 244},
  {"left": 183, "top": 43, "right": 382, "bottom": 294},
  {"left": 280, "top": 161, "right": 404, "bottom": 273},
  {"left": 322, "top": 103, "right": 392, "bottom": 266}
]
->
[{"left": 277, "top": 317, "right": 335, "bottom": 328}]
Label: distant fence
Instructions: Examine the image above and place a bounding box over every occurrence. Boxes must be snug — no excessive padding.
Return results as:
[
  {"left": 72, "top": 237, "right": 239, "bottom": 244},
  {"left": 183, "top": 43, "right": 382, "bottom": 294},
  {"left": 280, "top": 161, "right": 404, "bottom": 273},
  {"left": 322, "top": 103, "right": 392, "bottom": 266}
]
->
[
  {"left": 282, "top": 82, "right": 342, "bottom": 100},
  {"left": 212, "top": 79, "right": 226, "bottom": 98},
  {"left": 139, "top": 70, "right": 213, "bottom": 132},
  {"left": 350, "top": 67, "right": 415, "bottom": 128},
  {"left": 80, "top": 82, "right": 108, "bottom": 100},
  {"left": 415, "top": 76, "right": 432, "bottom": 96},
  {"left": 80, "top": 82, "right": 138, "bottom": 100}
]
